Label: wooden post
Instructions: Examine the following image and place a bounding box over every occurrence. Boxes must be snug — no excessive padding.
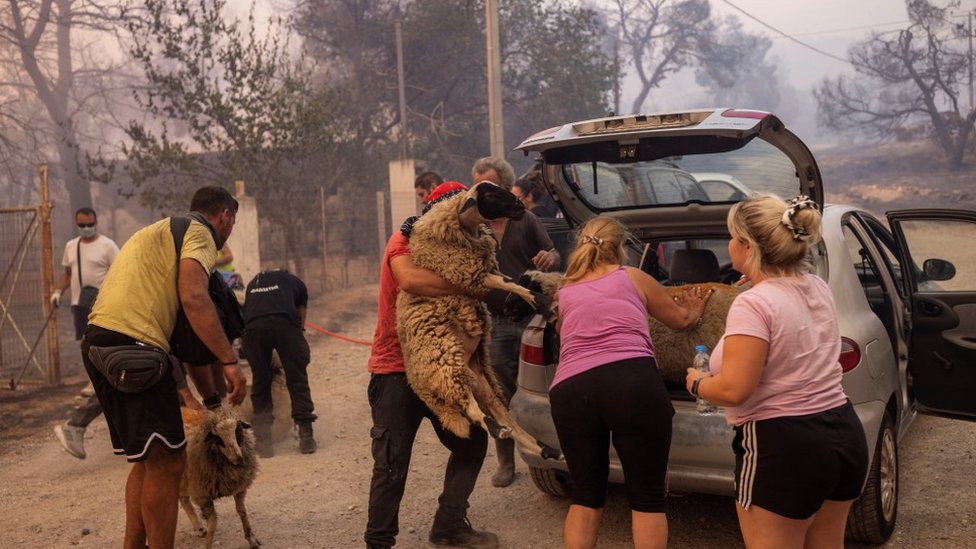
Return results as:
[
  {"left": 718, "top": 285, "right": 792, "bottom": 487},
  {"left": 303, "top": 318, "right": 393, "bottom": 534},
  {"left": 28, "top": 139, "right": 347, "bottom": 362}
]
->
[
  {"left": 39, "top": 163, "right": 60, "bottom": 384},
  {"left": 320, "top": 186, "right": 328, "bottom": 293}
]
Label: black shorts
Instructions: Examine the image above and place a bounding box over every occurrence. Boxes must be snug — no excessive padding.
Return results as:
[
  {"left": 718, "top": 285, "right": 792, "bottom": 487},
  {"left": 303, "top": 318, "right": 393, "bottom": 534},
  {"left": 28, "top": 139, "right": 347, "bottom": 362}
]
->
[
  {"left": 733, "top": 400, "right": 869, "bottom": 519},
  {"left": 82, "top": 325, "right": 185, "bottom": 462},
  {"left": 549, "top": 356, "right": 674, "bottom": 512}
]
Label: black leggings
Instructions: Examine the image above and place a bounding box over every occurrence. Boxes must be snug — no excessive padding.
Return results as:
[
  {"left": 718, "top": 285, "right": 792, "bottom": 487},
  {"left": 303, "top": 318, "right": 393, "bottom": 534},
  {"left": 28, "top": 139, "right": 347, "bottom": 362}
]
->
[{"left": 549, "top": 356, "right": 674, "bottom": 512}]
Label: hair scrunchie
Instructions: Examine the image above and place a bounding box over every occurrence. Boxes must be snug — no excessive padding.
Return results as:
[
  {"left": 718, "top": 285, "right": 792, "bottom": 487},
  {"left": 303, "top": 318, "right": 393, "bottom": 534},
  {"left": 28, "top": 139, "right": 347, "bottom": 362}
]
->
[{"left": 781, "top": 195, "right": 818, "bottom": 241}]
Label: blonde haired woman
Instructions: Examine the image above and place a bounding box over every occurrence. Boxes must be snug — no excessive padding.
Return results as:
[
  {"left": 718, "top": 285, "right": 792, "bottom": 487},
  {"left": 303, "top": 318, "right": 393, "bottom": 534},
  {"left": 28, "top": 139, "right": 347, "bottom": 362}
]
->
[
  {"left": 551, "top": 216, "right": 710, "bottom": 549},
  {"left": 686, "top": 195, "right": 868, "bottom": 549}
]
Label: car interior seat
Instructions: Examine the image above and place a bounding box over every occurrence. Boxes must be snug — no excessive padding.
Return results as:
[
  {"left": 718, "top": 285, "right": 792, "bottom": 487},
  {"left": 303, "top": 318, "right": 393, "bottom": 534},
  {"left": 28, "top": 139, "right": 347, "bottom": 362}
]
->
[{"left": 668, "top": 248, "right": 720, "bottom": 285}]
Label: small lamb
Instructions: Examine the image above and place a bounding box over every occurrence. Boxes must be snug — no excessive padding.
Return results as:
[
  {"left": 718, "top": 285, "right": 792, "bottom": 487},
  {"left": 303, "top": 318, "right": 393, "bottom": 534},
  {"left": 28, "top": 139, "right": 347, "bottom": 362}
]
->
[{"left": 179, "top": 408, "right": 261, "bottom": 549}]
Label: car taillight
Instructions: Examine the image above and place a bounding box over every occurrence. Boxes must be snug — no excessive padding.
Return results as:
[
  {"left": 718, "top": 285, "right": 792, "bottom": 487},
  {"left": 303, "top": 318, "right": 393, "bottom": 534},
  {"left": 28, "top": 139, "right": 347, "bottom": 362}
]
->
[
  {"left": 721, "top": 108, "right": 768, "bottom": 120},
  {"left": 521, "top": 342, "right": 545, "bottom": 366},
  {"left": 839, "top": 337, "right": 861, "bottom": 373}
]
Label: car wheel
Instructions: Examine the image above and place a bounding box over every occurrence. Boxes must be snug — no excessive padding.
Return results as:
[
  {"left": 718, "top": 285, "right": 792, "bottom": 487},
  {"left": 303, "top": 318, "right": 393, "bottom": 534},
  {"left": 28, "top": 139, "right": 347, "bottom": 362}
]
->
[
  {"left": 846, "top": 411, "right": 898, "bottom": 544},
  {"left": 529, "top": 466, "right": 572, "bottom": 498}
]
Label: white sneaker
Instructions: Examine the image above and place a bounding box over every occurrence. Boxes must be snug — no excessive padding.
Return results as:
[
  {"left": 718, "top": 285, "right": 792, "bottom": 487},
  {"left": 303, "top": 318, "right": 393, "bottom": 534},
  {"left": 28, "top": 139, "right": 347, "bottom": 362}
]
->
[
  {"left": 54, "top": 422, "right": 87, "bottom": 459},
  {"left": 80, "top": 382, "right": 95, "bottom": 397}
]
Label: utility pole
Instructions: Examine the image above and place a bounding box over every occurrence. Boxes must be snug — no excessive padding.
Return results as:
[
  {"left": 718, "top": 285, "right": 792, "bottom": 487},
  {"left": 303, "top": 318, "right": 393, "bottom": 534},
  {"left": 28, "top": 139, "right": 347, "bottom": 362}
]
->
[
  {"left": 396, "top": 20, "right": 409, "bottom": 160},
  {"left": 612, "top": 32, "right": 621, "bottom": 116},
  {"left": 969, "top": 10, "right": 973, "bottom": 112},
  {"left": 486, "top": 0, "right": 504, "bottom": 157}
]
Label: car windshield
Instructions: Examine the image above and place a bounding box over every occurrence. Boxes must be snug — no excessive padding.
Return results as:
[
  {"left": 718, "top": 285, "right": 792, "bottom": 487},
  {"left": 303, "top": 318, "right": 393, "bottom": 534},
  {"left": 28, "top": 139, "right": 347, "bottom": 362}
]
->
[{"left": 558, "top": 137, "right": 800, "bottom": 210}]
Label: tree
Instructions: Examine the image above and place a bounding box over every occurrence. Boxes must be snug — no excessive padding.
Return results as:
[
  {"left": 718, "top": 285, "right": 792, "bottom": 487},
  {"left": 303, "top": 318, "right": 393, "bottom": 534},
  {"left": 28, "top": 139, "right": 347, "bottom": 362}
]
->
[
  {"left": 606, "top": 0, "right": 713, "bottom": 114},
  {"left": 293, "top": 0, "right": 616, "bottom": 178},
  {"left": 815, "top": 0, "right": 976, "bottom": 168},
  {"left": 0, "top": 0, "right": 127, "bottom": 211},
  {"left": 694, "top": 15, "right": 780, "bottom": 111},
  {"left": 120, "top": 0, "right": 350, "bottom": 273}
]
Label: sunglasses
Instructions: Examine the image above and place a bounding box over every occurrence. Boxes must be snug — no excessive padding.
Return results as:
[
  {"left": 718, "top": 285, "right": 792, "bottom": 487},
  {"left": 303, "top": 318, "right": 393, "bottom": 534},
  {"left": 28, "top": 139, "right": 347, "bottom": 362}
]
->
[{"left": 77, "top": 223, "right": 96, "bottom": 228}]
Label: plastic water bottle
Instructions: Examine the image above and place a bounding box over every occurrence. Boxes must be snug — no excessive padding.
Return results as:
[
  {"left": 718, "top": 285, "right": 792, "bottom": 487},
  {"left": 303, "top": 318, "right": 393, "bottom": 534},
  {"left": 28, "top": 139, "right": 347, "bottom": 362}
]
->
[{"left": 693, "top": 344, "right": 718, "bottom": 416}]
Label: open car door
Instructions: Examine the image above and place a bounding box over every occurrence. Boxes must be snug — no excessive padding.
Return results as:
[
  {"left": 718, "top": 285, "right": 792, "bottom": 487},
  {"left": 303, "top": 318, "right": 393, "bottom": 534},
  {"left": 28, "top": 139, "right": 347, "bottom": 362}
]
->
[{"left": 888, "top": 209, "right": 976, "bottom": 420}]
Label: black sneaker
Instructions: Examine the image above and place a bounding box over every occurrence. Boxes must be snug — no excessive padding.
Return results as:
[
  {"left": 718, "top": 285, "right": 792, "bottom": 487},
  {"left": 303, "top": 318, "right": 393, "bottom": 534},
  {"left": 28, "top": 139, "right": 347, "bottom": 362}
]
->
[{"left": 428, "top": 518, "right": 498, "bottom": 549}]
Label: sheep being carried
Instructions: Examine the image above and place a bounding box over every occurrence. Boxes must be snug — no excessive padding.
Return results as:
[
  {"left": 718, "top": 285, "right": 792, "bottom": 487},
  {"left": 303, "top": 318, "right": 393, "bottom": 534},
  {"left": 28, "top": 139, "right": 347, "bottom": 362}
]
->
[{"left": 396, "top": 182, "right": 561, "bottom": 460}]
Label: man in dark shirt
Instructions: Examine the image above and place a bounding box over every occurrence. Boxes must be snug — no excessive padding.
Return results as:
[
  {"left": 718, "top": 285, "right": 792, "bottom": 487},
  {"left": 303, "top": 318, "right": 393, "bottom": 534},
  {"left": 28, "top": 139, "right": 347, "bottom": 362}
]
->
[
  {"left": 242, "top": 268, "right": 316, "bottom": 456},
  {"left": 472, "top": 157, "right": 559, "bottom": 487}
]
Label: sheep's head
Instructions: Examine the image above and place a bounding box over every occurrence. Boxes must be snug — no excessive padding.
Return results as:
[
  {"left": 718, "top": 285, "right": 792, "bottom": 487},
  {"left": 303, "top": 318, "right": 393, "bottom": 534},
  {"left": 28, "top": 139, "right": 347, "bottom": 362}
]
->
[
  {"left": 457, "top": 182, "right": 525, "bottom": 232},
  {"left": 204, "top": 414, "right": 254, "bottom": 466}
]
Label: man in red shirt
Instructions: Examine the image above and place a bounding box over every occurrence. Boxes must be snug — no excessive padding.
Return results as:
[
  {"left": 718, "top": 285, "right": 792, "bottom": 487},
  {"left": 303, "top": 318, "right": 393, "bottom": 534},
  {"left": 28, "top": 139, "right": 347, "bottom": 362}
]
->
[{"left": 364, "top": 182, "right": 498, "bottom": 549}]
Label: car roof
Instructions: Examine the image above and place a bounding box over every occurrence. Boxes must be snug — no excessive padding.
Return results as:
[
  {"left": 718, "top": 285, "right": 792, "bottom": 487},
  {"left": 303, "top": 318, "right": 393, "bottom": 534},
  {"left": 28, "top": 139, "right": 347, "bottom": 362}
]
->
[{"left": 514, "top": 108, "right": 824, "bottom": 237}]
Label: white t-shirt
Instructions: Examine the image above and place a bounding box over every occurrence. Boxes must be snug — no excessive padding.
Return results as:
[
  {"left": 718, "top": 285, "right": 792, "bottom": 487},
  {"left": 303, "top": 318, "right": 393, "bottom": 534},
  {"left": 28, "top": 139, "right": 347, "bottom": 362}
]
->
[
  {"left": 61, "top": 234, "right": 120, "bottom": 306},
  {"left": 710, "top": 273, "right": 849, "bottom": 426}
]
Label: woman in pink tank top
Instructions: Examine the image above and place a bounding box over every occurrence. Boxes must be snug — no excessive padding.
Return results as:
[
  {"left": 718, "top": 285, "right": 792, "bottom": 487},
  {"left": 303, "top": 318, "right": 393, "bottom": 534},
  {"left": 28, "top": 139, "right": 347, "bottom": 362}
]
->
[{"left": 551, "top": 216, "right": 710, "bottom": 549}]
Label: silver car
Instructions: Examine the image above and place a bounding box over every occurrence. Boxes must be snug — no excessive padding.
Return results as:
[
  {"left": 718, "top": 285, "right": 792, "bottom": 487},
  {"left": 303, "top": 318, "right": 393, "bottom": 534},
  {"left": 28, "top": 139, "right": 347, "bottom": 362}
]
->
[{"left": 510, "top": 109, "right": 976, "bottom": 544}]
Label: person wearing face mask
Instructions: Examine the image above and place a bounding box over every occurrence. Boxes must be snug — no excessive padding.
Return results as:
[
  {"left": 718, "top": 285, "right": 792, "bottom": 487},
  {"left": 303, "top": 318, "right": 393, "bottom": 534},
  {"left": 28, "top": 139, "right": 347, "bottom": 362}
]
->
[
  {"left": 51, "top": 208, "right": 119, "bottom": 340},
  {"left": 51, "top": 207, "right": 119, "bottom": 459}
]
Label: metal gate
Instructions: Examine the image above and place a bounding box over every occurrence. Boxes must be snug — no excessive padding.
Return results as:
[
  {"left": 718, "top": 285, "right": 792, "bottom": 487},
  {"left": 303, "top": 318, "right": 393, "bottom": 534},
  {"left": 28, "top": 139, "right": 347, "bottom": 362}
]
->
[{"left": 1, "top": 164, "right": 60, "bottom": 390}]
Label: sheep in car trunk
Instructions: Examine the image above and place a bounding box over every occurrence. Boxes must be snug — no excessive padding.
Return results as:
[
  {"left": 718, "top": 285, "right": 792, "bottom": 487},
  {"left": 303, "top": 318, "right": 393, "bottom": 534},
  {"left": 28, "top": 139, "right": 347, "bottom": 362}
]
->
[
  {"left": 397, "top": 182, "right": 561, "bottom": 460},
  {"left": 509, "top": 272, "right": 740, "bottom": 383}
]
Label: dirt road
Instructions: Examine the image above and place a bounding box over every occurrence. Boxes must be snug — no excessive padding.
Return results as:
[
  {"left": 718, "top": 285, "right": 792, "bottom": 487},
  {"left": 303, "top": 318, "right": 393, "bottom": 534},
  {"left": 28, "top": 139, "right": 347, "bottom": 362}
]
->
[{"left": 1, "top": 286, "right": 975, "bottom": 548}]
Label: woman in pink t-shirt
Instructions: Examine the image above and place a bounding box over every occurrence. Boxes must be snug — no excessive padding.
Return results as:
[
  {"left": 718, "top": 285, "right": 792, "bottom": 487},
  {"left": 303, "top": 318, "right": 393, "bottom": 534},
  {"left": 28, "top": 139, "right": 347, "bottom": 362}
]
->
[
  {"left": 552, "top": 216, "right": 710, "bottom": 549},
  {"left": 686, "top": 195, "right": 868, "bottom": 549}
]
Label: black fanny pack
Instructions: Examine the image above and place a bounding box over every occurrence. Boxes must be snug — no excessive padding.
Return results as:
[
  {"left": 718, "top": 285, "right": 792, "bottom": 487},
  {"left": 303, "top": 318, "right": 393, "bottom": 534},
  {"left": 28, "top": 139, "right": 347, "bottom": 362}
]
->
[{"left": 87, "top": 343, "right": 174, "bottom": 393}]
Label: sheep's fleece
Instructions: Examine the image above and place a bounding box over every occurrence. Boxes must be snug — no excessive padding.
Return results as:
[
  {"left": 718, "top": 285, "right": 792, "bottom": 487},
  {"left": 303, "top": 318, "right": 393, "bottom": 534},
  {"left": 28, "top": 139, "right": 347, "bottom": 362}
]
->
[
  {"left": 397, "top": 182, "right": 560, "bottom": 461},
  {"left": 517, "top": 271, "right": 740, "bottom": 383},
  {"left": 180, "top": 408, "right": 261, "bottom": 549}
]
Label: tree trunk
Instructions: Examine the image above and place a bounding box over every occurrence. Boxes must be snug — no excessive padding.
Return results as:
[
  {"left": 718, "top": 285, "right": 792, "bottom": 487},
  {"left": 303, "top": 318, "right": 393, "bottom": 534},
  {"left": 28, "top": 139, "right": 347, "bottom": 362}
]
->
[{"left": 11, "top": 0, "right": 94, "bottom": 213}]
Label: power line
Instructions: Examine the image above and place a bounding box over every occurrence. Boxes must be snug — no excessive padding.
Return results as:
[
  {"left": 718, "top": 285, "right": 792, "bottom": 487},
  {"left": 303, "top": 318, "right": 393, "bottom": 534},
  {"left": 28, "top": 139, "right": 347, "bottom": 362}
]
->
[
  {"left": 787, "top": 20, "right": 910, "bottom": 38},
  {"left": 722, "top": 0, "right": 855, "bottom": 66}
]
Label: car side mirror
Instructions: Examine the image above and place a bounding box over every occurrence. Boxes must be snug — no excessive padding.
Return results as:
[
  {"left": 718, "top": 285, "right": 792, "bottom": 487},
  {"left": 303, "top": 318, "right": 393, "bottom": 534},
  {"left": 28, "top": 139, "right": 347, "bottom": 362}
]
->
[{"left": 922, "top": 258, "right": 955, "bottom": 281}]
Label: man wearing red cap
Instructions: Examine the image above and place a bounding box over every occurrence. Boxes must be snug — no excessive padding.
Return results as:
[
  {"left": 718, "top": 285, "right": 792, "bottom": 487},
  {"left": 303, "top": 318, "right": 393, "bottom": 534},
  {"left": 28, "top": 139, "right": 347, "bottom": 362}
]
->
[{"left": 366, "top": 182, "right": 498, "bottom": 549}]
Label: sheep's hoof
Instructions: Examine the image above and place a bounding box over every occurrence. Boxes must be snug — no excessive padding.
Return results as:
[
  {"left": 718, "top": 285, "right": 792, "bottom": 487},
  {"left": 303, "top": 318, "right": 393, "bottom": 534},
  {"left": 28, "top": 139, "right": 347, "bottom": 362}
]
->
[
  {"left": 196, "top": 528, "right": 206, "bottom": 538},
  {"left": 248, "top": 537, "right": 262, "bottom": 548},
  {"left": 483, "top": 416, "right": 503, "bottom": 438},
  {"left": 540, "top": 443, "right": 562, "bottom": 461}
]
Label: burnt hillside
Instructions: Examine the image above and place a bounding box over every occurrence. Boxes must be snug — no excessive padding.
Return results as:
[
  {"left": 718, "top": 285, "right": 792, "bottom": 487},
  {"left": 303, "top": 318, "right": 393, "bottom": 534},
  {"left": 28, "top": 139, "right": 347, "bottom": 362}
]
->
[{"left": 816, "top": 140, "right": 976, "bottom": 215}]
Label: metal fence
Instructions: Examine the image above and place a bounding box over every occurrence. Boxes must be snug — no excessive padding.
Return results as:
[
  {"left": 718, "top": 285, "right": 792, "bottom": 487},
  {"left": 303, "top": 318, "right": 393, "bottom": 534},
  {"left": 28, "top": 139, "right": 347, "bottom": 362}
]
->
[
  {"left": 0, "top": 209, "right": 56, "bottom": 388},
  {"left": 0, "top": 165, "right": 59, "bottom": 390}
]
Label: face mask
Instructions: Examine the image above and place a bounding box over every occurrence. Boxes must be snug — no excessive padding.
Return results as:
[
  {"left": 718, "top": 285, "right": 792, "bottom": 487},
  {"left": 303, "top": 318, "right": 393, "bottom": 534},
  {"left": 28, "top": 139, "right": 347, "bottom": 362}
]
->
[{"left": 78, "top": 226, "right": 96, "bottom": 239}]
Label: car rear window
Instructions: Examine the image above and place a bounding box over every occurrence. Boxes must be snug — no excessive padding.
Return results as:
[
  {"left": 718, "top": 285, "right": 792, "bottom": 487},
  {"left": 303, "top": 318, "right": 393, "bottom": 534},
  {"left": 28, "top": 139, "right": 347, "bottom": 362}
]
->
[{"left": 557, "top": 137, "right": 800, "bottom": 211}]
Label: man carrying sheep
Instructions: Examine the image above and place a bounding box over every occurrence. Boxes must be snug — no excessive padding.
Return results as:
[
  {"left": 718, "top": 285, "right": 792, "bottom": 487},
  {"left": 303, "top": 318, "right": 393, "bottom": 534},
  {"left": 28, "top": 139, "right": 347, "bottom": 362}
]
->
[
  {"left": 83, "top": 186, "right": 247, "bottom": 549},
  {"left": 365, "top": 182, "right": 498, "bottom": 549},
  {"left": 472, "top": 156, "right": 560, "bottom": 488}
]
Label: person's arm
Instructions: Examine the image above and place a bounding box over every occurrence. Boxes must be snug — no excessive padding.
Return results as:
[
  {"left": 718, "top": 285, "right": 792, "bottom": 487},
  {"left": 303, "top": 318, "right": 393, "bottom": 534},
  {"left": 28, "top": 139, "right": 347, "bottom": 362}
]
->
[
  {"left": 214, "top": 244, "right": 234, "bottom": 268},
  {"left": 298, "top": 305, "right": 307, "bottom": 330},
  {"left": 178, "top": 258, "right": 247, "bottom": 404},
  {"left": 626, "top": 267, "right": 709, "bottom": 330},
  {"left": 686, "top": 334, "right": 768, "bottom": 407},
  {"left": 391, "top": 254, "right": 472, "bottom": 297},
  {"left": 531, "top": 248, "right": 559, "bottom": 271},
  {"left": 527, "top": 213, "right": 560, "bottom": 272},
  {"left": 55, "top": 267, "right": 72, "bottom": 292}
]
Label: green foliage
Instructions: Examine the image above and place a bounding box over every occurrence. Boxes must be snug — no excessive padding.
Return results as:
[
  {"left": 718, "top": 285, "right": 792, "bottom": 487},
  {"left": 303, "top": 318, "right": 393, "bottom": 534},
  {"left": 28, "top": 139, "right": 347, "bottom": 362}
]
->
[
  {"left": 122, "top": 0, "right": 349, "bottom": 225},
  {"left": 293, "top": 0, "right": 615, "bottom": 179}
]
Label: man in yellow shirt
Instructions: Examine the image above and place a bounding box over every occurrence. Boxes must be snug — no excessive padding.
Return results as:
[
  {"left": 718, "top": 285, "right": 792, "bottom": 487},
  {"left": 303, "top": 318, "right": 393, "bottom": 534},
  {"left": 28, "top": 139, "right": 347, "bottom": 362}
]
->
[{"left": 84, "top": 186, "right": 247, "bottom": 549}]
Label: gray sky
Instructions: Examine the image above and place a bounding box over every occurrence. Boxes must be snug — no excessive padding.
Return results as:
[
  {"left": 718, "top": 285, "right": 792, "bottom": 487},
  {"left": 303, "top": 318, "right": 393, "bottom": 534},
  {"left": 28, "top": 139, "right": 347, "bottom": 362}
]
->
[{"left": 711, "top": 0, "right": 912, "bottom": 89}]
